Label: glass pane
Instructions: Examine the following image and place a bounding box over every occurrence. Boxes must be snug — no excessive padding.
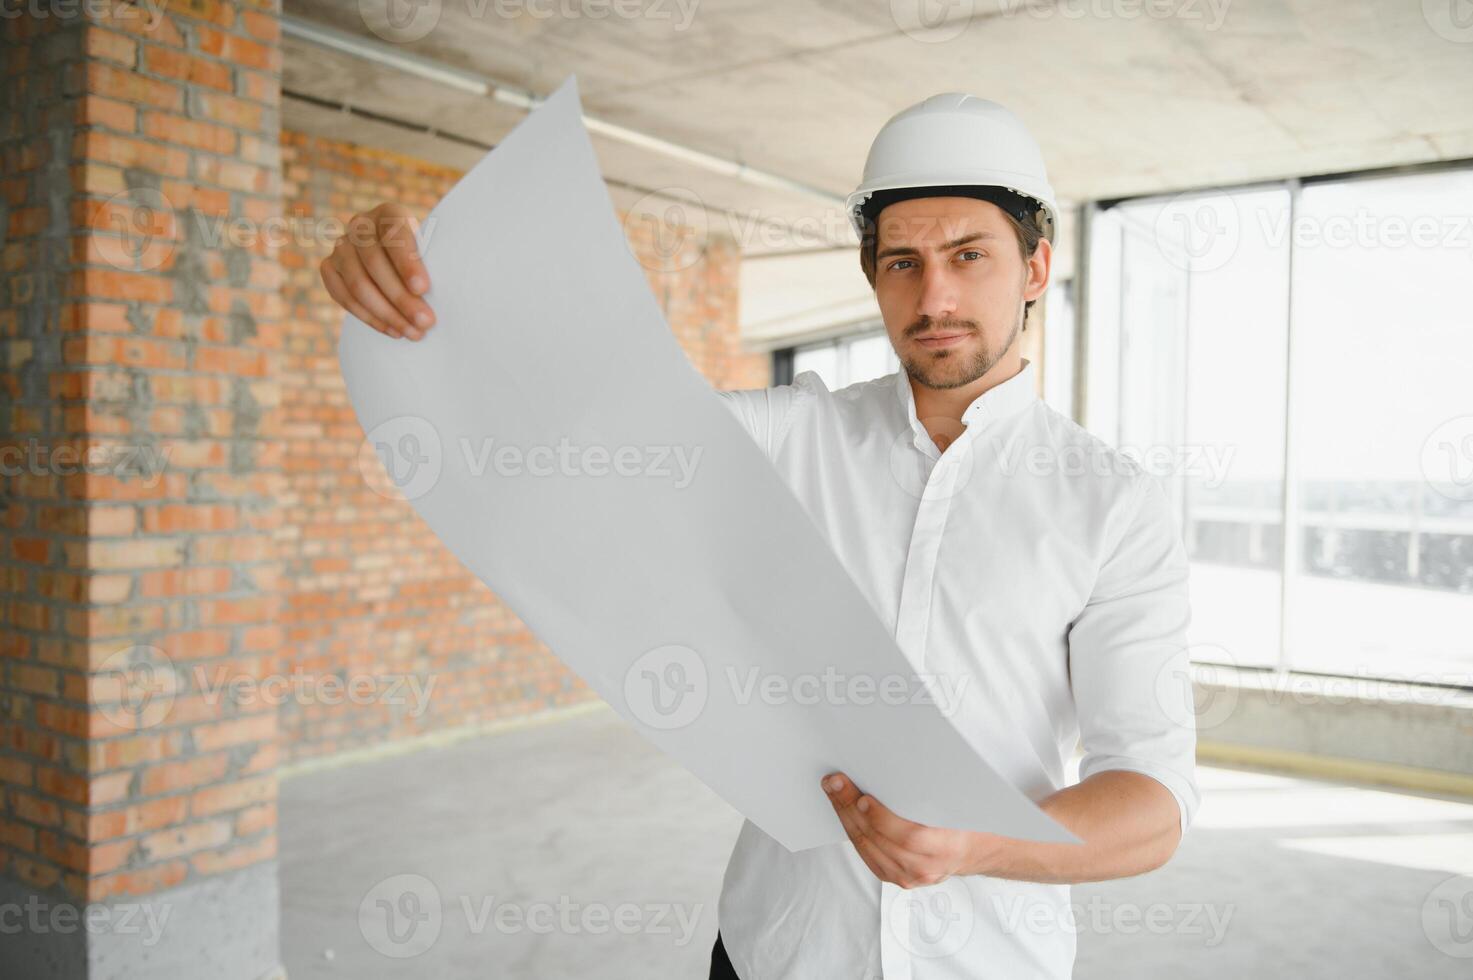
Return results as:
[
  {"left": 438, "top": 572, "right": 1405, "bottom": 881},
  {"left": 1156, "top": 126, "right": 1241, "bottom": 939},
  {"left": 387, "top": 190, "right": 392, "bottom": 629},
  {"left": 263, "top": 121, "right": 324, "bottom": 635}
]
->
[
  {"left": 1285, "top": 170, "right": 1473, "bottom": 683},
  {"left": 1093, "top": 189, "right": 1292, "bottom": 669},
  {"left": 1083, "top": 208, "right": 1123, "bottom": 444},
  {"left": 793, "top": 344, "right": 838, "bottom": 389},
  {"left": 1179, "top": 189, "right": 1291, "bottom": 672},
  {"left": 1042, "top": 280, "right": 1075, "bottom": 418},
  {"left": 844, "top": 333, "right": 897, "bottom": 385}
]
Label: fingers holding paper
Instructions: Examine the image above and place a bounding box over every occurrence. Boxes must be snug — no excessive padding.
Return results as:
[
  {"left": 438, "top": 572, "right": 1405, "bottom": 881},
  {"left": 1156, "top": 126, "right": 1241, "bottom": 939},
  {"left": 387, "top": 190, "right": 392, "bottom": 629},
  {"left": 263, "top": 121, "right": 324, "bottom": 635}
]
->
[
  {"left": 822, "top": 771, "right": 999, "bottom": 889},
  {"left": 321, "top": 202, "right": 436, "bottom": 340}
]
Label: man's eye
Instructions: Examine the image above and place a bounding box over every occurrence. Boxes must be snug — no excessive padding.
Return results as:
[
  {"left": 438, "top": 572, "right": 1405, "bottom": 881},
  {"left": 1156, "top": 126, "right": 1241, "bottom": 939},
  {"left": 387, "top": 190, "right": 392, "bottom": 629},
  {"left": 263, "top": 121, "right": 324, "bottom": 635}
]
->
[
  {"left": 959, "top": 250, "right": 984, "bottom": 261},
  {"left": 888, "top": 259, "right": 916, "bottom": 271}
]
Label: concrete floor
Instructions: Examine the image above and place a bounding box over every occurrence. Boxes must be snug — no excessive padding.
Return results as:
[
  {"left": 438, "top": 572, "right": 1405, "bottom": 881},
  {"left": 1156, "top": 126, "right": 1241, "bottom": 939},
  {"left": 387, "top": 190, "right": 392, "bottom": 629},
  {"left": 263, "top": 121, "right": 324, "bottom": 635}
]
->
[{"left": 280, "top": 705, "right": 1473, "bottom": 979}]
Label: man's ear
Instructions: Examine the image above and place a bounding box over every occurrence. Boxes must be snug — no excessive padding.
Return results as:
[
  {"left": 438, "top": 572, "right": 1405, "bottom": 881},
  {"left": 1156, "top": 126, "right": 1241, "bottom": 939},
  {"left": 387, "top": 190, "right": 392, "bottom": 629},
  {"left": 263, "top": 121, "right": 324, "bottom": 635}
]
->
[{"left": 1024, "top": 237, "right": 1053, "bottom": 302}]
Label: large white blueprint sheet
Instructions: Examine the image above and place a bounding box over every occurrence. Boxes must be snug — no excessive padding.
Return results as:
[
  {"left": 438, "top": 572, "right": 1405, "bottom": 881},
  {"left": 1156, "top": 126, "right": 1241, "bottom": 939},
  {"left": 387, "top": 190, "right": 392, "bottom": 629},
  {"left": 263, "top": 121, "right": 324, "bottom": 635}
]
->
[{"left": 338, "top": 76, "right": 1077, "bottom": 852}]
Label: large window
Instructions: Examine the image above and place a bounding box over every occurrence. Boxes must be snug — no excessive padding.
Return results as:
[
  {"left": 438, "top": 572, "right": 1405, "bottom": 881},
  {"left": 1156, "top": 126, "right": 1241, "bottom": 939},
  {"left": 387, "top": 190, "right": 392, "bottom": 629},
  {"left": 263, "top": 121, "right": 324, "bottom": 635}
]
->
[
  {"left": 1084, "top": 167, "right": 1473, "bottom": 686},
  {"left": 786, "top": 328, "right": 899, "bottom": 390},
  {"left": 1042, "top": 277, "right": 1076, "bottom": 418}
]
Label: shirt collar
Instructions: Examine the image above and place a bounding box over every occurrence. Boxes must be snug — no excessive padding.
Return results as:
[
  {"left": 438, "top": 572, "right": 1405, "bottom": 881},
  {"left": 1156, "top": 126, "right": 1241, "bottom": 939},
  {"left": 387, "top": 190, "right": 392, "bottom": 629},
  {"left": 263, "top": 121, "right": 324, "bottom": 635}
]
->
[{"left": 894, "top": 356, "right": 1038, "bottom": 451}]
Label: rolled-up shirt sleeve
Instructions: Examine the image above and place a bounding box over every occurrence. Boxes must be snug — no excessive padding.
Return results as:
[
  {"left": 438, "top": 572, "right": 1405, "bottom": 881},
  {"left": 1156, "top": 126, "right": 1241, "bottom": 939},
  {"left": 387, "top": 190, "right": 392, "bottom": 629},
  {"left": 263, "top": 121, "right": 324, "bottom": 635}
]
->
[{"left": 1067, "top": 468, "right": 1200, "bottom": 844}]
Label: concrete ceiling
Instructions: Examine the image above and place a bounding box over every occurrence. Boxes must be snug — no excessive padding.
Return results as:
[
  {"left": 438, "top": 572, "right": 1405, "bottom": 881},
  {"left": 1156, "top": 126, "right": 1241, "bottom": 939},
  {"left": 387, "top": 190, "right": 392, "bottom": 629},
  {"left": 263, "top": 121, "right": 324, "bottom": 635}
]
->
[{"left": 281, "top": 0, "right": 1473, "bottom": 347}]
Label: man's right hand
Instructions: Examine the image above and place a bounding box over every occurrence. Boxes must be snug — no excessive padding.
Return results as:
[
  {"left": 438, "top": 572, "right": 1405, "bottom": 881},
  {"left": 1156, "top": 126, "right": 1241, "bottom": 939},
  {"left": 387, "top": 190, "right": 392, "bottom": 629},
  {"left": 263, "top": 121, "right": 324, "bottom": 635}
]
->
[{"left": 320, "top": 202, "right": 436, "bottom": 341}]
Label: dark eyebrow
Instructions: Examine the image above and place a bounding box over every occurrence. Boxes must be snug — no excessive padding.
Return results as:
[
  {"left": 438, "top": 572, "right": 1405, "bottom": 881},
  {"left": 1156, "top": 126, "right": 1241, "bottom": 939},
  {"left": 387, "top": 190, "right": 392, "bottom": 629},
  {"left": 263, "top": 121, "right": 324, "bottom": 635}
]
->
[{"left": 874, "top": 232, "right": 998, "bottom": 263}]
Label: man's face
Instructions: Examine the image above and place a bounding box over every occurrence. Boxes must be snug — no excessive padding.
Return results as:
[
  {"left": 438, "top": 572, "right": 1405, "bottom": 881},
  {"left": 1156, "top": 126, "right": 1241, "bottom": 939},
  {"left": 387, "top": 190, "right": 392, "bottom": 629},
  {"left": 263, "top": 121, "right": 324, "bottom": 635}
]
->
[{"left": 870, "top": 197, "right": 1050, "bottom": 390}]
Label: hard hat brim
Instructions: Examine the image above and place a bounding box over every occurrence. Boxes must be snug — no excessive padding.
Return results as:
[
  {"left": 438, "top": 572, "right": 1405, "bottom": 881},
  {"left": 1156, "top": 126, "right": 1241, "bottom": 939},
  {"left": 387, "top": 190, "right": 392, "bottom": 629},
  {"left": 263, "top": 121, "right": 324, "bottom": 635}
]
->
[{"left": 846, "top": 174, "right": 1058, "bottom": 243}]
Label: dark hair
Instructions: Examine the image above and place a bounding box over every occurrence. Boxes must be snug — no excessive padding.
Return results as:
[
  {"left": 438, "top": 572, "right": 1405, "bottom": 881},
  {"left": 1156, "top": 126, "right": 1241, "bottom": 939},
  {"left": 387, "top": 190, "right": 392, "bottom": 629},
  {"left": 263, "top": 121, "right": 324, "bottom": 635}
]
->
[{"left": 857, "top": 187, "right": 1047, "bottom": 325}]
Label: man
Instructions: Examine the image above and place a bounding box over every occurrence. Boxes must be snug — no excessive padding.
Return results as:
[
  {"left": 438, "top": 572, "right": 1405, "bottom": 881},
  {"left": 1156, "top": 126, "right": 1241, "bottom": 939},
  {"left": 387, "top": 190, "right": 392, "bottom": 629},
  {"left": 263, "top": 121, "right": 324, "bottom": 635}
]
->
[{"left": 321, "top": 93, "right": 1199, "bottom": 979}]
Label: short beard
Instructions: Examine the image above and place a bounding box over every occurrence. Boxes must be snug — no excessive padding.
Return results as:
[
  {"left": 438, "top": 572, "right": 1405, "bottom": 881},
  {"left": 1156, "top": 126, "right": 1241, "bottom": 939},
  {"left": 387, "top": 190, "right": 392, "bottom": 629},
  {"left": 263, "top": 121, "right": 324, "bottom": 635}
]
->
[{"left": 901, "top": 304, "right": 1023, "bottom": 391}]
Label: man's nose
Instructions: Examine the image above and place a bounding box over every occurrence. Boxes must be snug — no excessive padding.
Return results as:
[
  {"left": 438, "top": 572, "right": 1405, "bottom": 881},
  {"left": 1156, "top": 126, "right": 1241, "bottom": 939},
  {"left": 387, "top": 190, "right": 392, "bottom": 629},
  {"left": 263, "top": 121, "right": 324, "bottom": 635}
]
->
[{"left": 914, "top": 263, "right": 958, "bottom": 320}]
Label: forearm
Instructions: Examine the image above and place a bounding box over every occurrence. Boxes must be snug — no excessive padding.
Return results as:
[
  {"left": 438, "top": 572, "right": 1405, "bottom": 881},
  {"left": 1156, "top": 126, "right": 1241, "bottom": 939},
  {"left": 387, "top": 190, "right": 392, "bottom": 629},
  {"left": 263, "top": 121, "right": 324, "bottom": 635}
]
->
[{"left": 961, "top": 770, "right": 1181, "bottom": 884}]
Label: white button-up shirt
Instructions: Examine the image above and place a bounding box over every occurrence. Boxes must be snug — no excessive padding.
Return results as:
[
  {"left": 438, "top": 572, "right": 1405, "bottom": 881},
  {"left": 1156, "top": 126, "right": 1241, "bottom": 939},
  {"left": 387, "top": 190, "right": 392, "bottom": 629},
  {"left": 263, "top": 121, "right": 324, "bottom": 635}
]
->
[{"left": 712, "top": 357, "right": 1199, "bottom": 980}]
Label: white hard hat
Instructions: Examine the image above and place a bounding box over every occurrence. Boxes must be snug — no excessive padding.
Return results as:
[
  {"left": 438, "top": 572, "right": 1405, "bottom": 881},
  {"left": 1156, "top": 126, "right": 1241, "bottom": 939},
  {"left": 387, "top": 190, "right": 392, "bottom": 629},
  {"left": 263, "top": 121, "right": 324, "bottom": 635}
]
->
[{"left": 845, "top": 93, "right": 1059, "bottom": 242}]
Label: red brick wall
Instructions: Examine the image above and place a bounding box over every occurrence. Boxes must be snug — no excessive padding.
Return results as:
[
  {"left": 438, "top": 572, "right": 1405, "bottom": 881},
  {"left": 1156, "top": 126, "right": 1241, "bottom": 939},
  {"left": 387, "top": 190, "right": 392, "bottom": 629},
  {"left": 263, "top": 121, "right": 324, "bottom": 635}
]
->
[
  {"left": 1, "top": 0, "right": 762, "bottom": 907},
  {"left": 276, "top": 132, "right": 767, "bottom": 764},
  {"left": 1, "top": 0, "right": 283, "bottom": 903}
]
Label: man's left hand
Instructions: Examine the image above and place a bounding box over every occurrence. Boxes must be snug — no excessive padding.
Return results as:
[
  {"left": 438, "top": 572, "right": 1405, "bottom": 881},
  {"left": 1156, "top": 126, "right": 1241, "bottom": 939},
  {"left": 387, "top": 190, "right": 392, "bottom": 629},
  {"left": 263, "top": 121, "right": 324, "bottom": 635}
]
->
[{"left": 822, "top": 771, "right": 1002, "bottom": 889}]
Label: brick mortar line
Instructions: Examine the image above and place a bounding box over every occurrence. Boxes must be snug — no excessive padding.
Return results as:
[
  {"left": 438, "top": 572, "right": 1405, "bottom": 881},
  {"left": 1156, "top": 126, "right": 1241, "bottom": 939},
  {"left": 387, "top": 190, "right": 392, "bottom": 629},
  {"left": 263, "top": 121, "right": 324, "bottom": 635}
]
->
[
  {"left": 2, "top": 289, "right": 277, "bottom": 308},
  {"left": 0, "top": 825, "right": 278, "bottom": 884},
  {"left": 130, "top": 105, "right": 284, "bottom": 146},
  {"left": 71, "top": 111, "right": 284, "bottom": 153},
  {"left": 85, "top": 14, "right": 284, "bottom": 59},
  {"left": 83, "top": 40, "right": 283, "bottom": 98},
  {"left": 2, "top": 182, "right": 283, "bottom": 206},
  {"left": 86, "top": 13, "right": 279, "bottom": 41},
  {"left": 66, "top": 235, "right": 322, "bottom": 255}
]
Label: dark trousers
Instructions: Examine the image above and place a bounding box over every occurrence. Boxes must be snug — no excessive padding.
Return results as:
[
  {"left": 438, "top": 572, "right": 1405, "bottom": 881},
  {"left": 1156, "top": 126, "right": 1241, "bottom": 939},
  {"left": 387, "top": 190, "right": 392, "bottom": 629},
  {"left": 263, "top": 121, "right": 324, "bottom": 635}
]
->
[{"left": 708, "top": 931, "right": 741, "bottom": 979}]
